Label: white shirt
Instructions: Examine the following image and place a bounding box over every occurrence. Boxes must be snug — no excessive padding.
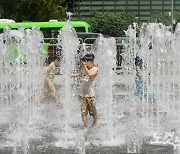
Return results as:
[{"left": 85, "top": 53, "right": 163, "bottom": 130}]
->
[{"left": 80, "top": 67, "right": 98, "bottom": 97}]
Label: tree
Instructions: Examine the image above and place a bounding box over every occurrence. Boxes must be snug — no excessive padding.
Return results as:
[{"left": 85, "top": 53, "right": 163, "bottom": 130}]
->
[
  {"left": 150, "top": 12, "right": 171, "bottom": 25},
  {"left": 0, "top": 0, "right": 80, "bottom": 21},
  {"left": 174, "top": 11, "right": 180, "bottom": 23},
  {"left": 87, "top": 11, "right": 137, "bottom": 37}
]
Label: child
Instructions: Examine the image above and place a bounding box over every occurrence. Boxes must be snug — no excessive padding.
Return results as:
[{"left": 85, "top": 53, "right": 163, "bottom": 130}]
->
[
  {"left": 134, "top": 55, "right": 143, "bottom": 101},
  {"left": 134, "top": 54, "right": 156, "bottom": 116},
  {"left": 71, "top": 54, "right": 98, "bottom": 132},
  {"left": 39, "top": 56, "right": 60, "bottom": 103}
]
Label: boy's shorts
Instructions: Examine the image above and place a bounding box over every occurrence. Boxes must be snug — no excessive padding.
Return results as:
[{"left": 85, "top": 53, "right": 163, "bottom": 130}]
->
[{"left": 80, "top": 96, "right": 97, "bottom": 116}]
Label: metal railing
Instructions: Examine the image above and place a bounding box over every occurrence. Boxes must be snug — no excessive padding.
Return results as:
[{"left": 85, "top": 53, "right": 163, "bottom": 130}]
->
[
  {"left": 43, "top": 37, "right": 83, "bottom": 44},
  {"left": 44, "top": 37, "right": 125, "bottom": 74}
]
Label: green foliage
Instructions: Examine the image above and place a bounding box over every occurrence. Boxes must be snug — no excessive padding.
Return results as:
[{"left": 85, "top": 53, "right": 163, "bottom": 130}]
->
[
  {"left": 150, "top": 12, "right": 171, "bottom": 25},
  {"left": 174, "top": 12, "right": 180, "bottom": 23},
  {"left": 87, "top": 11, "right": 137, "bottom": 37},
  {"left": 65, "top": 0, "right": 81, "bottom": 11},
  {"left": 0, "top": 0, "right": 80, "bottom": 21}
]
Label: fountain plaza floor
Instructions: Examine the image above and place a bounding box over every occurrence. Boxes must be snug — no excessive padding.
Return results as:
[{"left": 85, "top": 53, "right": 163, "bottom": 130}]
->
[{"left": 0, "top": 74, "right": 178, "bottom": 154}]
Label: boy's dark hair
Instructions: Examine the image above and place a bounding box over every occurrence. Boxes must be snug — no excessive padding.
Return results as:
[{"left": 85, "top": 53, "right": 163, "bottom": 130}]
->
[
  {"left": 53, "top": 55, "right": 60, "bottom": 61},
  {"left": 46, "top": 55, "right": 60, "bottom": 65},
  {"left": 135, "top": 55, "right": 143, "bottom": 69},
  {"left": 81, "top": 54, "right": 95, "bottom": 62}
]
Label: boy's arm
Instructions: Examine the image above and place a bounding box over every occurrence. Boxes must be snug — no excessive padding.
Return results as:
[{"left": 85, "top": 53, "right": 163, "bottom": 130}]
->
[
  {"left": 83, "top": 64, "right": 98, "bottom": 77},
  {"left": 135, "top": 66, "right": 141, "bottom": 75},
  {"left": 70, "top": 72, "right": 82, "bottom": 77},
  {"left": 135, "top": 66, "right": 144, "bottom": 78},
  {"left": 135, "top": 66, "right": 148, "bottom": 82},
  {"left": 41, "top": 63, "right": 53, "bottom": 74}
]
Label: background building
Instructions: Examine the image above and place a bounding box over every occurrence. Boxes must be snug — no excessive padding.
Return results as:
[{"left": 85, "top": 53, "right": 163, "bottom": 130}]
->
[{"left": 77, "top": 0, "right": 180, "bottom": 22}]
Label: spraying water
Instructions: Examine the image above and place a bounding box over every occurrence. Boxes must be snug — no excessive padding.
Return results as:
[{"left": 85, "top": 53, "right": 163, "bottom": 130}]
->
[
  {"left": 0, "top": 19, "right": 179, "bottom": 153},
  {"left": 94, "top": 34, "right": 118, "bottom": 143},
  {"left": 56, "top": 19, "right": 81, "bottom": 147},
  {"left": 122, "top": 22, "right": 180, "bottom": 153},
  {"left": 0, "top": 25, "right": 45, "bottom": 151}
]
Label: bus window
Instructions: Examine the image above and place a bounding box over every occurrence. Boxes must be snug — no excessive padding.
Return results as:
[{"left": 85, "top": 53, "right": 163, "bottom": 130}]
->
[
  {"left": 50, "top": 28, "right": 60, "bottom": 38},
  {"left": 40, "top": 28, "right": 51, "bottom": 38},
  {"left": 74, "top": 27, "right": 86, "bottom": 32},
  {"left": 41, "top": 28, "right": 60, "bottom": 39}
]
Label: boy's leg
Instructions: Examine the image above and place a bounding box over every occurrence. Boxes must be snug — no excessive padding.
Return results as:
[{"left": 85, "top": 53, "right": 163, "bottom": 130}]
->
[
  {"left": 136, "top": 106, "right": 142, "bottom": 117},
  {"left": 88, "top": 97, "right": 97, "bottom": 128},
  {"left": 80, "top": 97, "right": 89, "bottom": 132},
  {"left": 91, "top": 114, "right": 97, "bottom": 128},
  {"left": 82, "top": 115, "right": 88, "bottom": 132},
  {"left": 39, "top": 79, "right": 48, "bottom": 103},
  {"left": 39, "top": 90, "right": 46, "bottom": 103},
  {"left": 47, "top": 78, "right": 58, "bottom": 103},
  {"left": 52, "top": 92, "right": 58, "bottom": 103}
]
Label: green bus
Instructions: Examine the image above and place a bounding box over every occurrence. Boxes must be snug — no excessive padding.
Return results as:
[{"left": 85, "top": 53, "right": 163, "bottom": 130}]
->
[
  {"left": 0, "top": 20, "right": 90, "bottom": 61},
  {"left": 0, "top": 20, "right": 90, "bottom": 34}
]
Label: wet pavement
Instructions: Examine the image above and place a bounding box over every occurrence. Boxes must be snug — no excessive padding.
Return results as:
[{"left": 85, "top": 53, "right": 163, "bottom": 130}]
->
[
  {"left": 0, "top": 142, "right": 174, "bottom": 154},
  {"left": 0, "top": 75, "right": 179, "bottom": 154}
]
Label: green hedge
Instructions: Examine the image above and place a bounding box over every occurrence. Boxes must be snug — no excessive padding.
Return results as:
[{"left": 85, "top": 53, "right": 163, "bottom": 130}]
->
[
  {"left": 150, "top": 12, "right": 171, "bottom": 25},
  {"left": 87, "top": 11, "right": 137, "bottom": 37}
]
